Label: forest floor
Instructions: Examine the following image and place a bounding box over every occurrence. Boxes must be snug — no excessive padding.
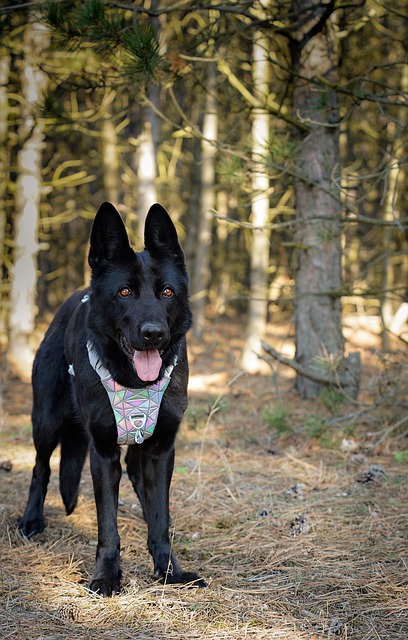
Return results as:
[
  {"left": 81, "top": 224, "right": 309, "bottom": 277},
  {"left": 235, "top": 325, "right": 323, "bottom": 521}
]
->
[{"left": 0, "top": 314, "right": 407, "bottom": 639}]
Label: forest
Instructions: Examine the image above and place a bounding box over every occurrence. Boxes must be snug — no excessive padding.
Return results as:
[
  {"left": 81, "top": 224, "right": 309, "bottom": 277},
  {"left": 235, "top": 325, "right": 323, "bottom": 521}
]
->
[
  {"left": 0, "top": 0, "right": 406, "bottom": 387},
  {"left": 0, "top": 1, "right": 408, "bottom": 639}
]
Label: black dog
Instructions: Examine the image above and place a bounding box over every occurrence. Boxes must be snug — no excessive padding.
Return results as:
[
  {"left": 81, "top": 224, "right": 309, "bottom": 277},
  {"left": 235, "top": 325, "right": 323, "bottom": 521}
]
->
[{"left": 19, "top": 202, "right": 205, "bottom": 595}]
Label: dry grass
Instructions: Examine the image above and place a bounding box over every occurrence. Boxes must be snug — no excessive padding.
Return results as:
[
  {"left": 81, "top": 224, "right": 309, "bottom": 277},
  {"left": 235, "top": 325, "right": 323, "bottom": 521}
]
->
[{"left": 0, "top": 318, "right": 407, "bottom": 639}]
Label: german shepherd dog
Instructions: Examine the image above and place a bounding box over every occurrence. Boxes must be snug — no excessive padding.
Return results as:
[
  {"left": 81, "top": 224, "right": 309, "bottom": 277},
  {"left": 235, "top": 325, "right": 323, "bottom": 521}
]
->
[{"left": 19, "top": 202, "right": 205, "bottom": 595}]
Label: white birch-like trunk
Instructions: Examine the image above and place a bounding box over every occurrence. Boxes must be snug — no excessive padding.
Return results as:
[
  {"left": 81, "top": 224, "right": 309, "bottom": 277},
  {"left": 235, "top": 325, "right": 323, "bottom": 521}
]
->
[
  {"left": 241, "top": 31, "right": 270, "bottom": 373},
  {"left": 0, "top": 50, "right": 9, "bottom": 428},
  {"left": 381, "top": 64, "right": 408, "bottom": 349},
  {"left": 7, "top": 22, "right": 48, "bottom": 382},
  {"left": 136, "top": 4, "right": 161, "bottom": 234},
  {"left": 191, "top": 61, "right": 218, "bottom": 339},
  {"left": 0, "top": 50, "right": 10, "bottom": 340},
  {"left": 102, "top": 97, "right": 120, "bottom": 205},
  {"left": 137, "top": 116, "right": 157, "bottom": 235}
]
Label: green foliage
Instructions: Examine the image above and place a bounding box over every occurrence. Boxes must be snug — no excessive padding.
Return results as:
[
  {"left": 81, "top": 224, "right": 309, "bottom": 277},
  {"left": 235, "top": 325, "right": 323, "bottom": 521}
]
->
[
  {"left": 262, "top": 402, "right": 290, "bottom": 433},
  {"left": 174, "top": 465, "right": 189, "bottom": 474},
  {"left": 319, "top": 386, "right": 346, "bottom": 415},
  {"left": 72, "top": 0, "right": 105, "bottom": 29},
  {"left": 40, "top": 1, "right": 81, "bottom": 42},
  {"left": 0, "top": 13, "right": 12, "bottom": 36},
  {"left": 40, "top": 0, "right": 166, "bottom": 85},
  {"left": 217, "top": 155, "right": 246, "bottom": 184},
  {"left": 267, "top": 133, "right": 297, "bottom": 165},
  {"left": 303, "top": 414, "right": 327, "bottom": 439},
  {"left": 40, "top": 89, "right": 68, "bottom": 121},
  {"left": 122, "top": 23, "right": 169, "bottom": 85},
  {"left": 393, "top": 450, "right": 408, "bottom": 464},
  {"left": 185, "top": 400, "right": 209, "bottom": 430},
  {"left": 211, "top": 395, "right": 230, "bottom": 414},
  {"left": 73, "top": 0, "right": 127, "bottom": 54}
]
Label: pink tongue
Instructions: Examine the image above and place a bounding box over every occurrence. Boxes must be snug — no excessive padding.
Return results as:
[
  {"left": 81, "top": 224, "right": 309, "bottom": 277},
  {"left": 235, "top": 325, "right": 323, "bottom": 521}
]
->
[{"left": 133, "top": 349, "right": 162, "bottom": 381}]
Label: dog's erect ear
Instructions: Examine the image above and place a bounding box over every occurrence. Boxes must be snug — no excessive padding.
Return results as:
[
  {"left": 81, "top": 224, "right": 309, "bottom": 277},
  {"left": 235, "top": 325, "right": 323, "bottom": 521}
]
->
[
  {"left": 144, "top": 203, "right": 185, "bottom": 262},
  {"left": 89, "top": 202, "right": 133, "bottom": 269}
]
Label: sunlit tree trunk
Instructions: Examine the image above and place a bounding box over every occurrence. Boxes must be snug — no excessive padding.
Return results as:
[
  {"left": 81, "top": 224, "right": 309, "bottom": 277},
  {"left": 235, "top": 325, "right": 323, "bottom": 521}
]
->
[
  {"left": 191, "top": 61, "right": 218, "bottom": 339},
  {"left": 136, "top": 2, "right": 161, "bottom": 234},
  {"left": 0, "top": 49, "right": 10, "bottom": 341},
  {"left": 136, "top": 108, "right": 158, "bottom": 235},
  {"left": 102, "top": 92, "right": 120, "bottom": 205},
  {"left": 7, "top": 21, "right": 49, "bottom": 382},
  {"left": 241, "top": 30, "right": 270, "bottom": 372},
  {"left": 381, "top": 63, "right": 408, "bottom": 349},
  {"left": 292, "top": 9, "right": 360, "bottom": 398}
]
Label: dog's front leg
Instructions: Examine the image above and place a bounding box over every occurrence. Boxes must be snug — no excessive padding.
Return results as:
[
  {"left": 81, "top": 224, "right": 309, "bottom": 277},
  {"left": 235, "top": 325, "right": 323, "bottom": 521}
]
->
[
  {"left": 141, "top": 446, "right": 206, "bottom": 587},
  {"left": 89, "top": 443, "right": 122, "bottom": 596}
]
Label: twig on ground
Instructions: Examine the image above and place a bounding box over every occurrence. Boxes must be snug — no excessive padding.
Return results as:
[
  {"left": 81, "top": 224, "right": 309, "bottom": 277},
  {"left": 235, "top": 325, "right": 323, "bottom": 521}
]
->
[{"left": 370, "top": 415, "right": 408, "bottom": 447}]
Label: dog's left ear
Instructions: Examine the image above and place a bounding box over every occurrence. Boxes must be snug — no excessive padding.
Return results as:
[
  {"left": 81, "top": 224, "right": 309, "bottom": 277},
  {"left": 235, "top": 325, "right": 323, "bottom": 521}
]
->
[{"left": 144, "top": 204, "right": 185, "bottom": 263}]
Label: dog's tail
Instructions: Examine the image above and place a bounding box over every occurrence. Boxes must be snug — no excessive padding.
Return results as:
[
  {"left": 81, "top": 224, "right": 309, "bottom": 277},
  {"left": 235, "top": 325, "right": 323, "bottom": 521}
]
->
[{"left": 59, "top": 425, "right": 89, "bottom": 515}]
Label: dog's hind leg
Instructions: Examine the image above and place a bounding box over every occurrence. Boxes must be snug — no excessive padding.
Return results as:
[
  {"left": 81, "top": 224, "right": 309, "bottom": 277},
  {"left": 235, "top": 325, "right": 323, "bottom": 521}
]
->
[
  {"left": 18, "top": 423, "right": 60, "bottom": 538},
  {"left": 19, "top": 324, "right": 73, "bottom": 538},
  {"left": 125, "top": 445, "right": 147, "bottom": 519},
  {"left": 19, "top": 371, "right": 69, "bottom": 537},
  {"left": 60, "top": 425, "right": 89, "bottom": 515}
]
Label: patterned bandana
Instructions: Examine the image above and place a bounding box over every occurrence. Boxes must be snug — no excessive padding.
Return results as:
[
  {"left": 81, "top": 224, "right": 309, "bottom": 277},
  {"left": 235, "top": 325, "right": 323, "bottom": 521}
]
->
[{"left": 82, "top": 342, "right": 176, "bottom": 445}]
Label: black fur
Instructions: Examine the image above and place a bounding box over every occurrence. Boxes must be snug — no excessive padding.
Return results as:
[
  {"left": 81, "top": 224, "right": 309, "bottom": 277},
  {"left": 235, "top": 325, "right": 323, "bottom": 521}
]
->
[{"left": 19, "top": 202, "right": 205, "bottom": 595}]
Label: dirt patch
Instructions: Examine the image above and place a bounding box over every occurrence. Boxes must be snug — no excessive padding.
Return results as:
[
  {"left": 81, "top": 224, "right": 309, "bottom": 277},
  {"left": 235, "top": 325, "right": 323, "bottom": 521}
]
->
[{"left": 1, "top": 317, "right": 407, "bottom": 639}]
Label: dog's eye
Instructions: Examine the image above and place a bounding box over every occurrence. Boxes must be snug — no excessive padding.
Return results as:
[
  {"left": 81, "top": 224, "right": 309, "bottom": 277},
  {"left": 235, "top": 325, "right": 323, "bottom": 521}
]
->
[
  {"left": 119, "top": 287, "right": 131, "bottom": 298},
  {"left": 162, "top": 287, "right": 174, "bottom": 298}
]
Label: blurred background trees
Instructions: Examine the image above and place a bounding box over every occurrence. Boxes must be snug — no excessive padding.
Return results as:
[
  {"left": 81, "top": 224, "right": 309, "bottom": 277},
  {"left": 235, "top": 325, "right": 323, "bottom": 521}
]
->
[{"left": 0, "top": 0, "right": 407, "bottom": 396}]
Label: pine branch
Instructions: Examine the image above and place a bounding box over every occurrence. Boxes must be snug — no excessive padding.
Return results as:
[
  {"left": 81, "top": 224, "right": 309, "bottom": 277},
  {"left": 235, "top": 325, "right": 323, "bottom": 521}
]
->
[
  {"left": 260, "top": 341, "right": 330, "bottom": 385},
  {"left": 260, "top": 342, "right": 361, "bottom": 395}
]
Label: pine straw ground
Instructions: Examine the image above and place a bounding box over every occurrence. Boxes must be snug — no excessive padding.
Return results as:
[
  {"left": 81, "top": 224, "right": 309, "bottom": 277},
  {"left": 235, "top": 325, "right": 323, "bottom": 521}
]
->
[{"left": 0, "top": 316, "right": 407, "bottom": 640}]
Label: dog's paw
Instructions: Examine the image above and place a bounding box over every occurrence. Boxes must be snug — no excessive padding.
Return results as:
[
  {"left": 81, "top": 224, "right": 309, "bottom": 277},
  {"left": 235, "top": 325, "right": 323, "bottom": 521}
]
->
[
  {"left": 162, "top": 569, "right": 207, "bottom": 588},
  {"left": 89, "top": 577, "right": 121, "bottom": 597},
  {"left": 18, "top": 517, "right": 44, "bottom": 539}
]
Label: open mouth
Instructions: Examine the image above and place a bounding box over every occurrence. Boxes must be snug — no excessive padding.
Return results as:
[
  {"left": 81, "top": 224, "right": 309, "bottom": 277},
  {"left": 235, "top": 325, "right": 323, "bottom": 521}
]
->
[{"left": 120, "top": 336, "right": 163, "bottom": 382}]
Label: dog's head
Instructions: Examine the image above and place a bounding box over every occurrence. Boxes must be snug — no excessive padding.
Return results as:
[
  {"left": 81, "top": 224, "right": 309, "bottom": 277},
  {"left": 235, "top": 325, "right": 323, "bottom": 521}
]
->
[{"left": 88, "top": 202, "right": 192, "bottom": 383}]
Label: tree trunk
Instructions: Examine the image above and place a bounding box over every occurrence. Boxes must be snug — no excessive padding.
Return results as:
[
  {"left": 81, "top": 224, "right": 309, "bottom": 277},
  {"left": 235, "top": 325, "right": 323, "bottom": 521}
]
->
[
  {"left": 0, "top": 49, "right": 10, "bottom": 342},
  {"left": 241, "top": 30, "right": 270, "bottom": 372},
  {"left": 102, "top": 93, "right": 120, "bottom": 205},
  {"left": 127, "top": 91, "right": 159, "bottom": 244},
  {"left": 136, "top": 2, "right": 161, "bottom": 234},
  {"left": 136, "top": 104, "right": 159, "bottom": 235},
  {"left": 381, "top": 63, "right": 408, "bottom": 349},
  {"left": 191, "top": 61, "right": 218, "bottom": 339},
  {"left": 292, "top": 11, "right": 360, "bottom": 399},
  {"left": 7, "top": 21, "right": 49, "bottom": 382}
]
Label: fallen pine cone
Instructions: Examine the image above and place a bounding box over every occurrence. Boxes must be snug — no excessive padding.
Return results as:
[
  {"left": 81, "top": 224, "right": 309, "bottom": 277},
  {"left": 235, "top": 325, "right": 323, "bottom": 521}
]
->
[
  {"left": 290, "top": 514, "right": 309, "bottom": 537},
  {"left": 357, "top": 464, "right": 386, "bottom": 484},
  {"left": 57, "top": 601, "right": 81, "bottom": 622}
]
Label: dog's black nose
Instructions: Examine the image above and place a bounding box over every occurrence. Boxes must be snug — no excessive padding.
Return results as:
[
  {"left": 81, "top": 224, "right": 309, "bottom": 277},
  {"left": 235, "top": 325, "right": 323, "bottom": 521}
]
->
[{"left": 141, "top": 323, "right": 165, "bottom": 344}]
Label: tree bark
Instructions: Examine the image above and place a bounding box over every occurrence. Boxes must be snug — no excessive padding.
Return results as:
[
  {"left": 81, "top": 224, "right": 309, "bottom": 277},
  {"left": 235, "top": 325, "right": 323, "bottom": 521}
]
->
[
  {"left": 7, "top": 21, "right": 49, "bottom": 382},
  {"left": 381, "top": 63, "right": 408, "bottom": 349},
  {"left": 0, "top": 49, "right": 10, "bottom": 341},
  {"left": 191, "top": 61, "right": 218, "bottom": 339},
  {"left": 102, "top": 93, "right": 120, "bottom": 205},
  {"left": 136, "top": 104, "right": 159, "bottom": 235},
  {"left": 136, "top": 1, "right": 161, "bottom": 234},
  {"left": 291, "top": 9, "right": 360, "bottom": 398},
  {"left": 241, "top": 30, "right": 270, "bottom": 372}
]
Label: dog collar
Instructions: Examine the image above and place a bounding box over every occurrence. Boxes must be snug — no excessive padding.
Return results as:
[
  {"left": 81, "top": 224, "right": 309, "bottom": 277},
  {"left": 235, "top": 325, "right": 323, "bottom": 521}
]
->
[{"left": 84, "top": 341, "right": 176, "bottom": 445}]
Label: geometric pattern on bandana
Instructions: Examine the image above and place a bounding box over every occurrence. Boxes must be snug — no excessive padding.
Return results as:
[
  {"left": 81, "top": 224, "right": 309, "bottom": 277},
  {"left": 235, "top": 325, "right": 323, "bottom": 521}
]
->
[{"left": 86, "top": 341, "right": 175, "bottom": 445}]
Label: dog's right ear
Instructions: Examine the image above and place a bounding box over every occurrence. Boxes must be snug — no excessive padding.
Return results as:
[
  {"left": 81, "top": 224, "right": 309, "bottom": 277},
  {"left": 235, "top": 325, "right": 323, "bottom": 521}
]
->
[{"left": 88, "top": 202, "right": 133, "bottom": 270}]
